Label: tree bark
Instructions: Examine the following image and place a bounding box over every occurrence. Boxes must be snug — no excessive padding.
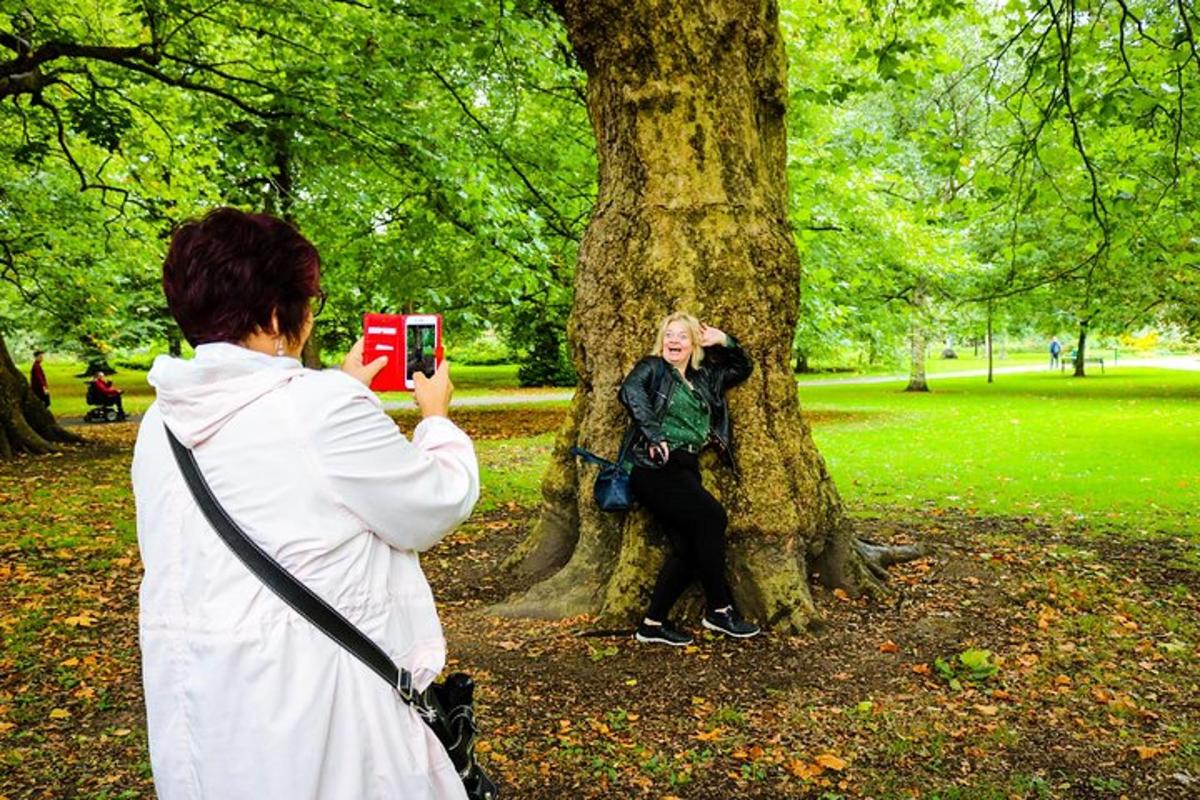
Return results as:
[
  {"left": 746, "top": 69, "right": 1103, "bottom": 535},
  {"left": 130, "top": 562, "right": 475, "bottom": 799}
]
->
[
  {"left": 501, "top": 0, "right": 897, "bottom": 633},
  {"left": 0, "top": 331, "right": 82, "bottom": 460},
  {"left": 905, "top": 315, "right": 929, "bottom": 392},
  {"left": 986, "top": 302, "right": 994, "bottom": 384},
  {"left": 1073, "top": 321, "right": 1088, "bottom": 377}
]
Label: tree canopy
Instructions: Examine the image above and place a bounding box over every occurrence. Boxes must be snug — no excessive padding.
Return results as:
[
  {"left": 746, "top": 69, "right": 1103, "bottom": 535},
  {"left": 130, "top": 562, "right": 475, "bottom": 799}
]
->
[{"left": 3, "top": 0, "right": 1198, "bottom": 371}]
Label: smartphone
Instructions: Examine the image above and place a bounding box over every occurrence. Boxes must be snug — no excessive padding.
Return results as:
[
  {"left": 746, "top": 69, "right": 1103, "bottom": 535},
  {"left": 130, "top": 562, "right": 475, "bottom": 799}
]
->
[
  {"left": 403, "top": 314, "right": 444, "bottom": 390},
  {"left": 363, "top": 313, "right": 406, "bottom": 392}
]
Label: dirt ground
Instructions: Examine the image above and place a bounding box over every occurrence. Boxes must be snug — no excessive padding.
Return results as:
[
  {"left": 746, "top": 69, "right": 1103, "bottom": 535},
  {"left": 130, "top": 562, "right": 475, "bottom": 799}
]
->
[{"left": 0, "top": 416, "right": 1196, "bottom": 799}]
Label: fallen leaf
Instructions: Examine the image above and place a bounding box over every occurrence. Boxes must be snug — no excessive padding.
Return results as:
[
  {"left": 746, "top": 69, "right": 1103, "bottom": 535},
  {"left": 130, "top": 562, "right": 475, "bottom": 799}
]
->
[
  {"left": 49, "top": 708, "right": 71, "bottom": 720},
  {"left": 815, "top": 753, "right": 846, "bottom": 771},
  {"left": 879, "top": 640, "right": 900, "bottom": 654},
  {"left": 788, "top": 758, "right": 821, "bottom": 779}
]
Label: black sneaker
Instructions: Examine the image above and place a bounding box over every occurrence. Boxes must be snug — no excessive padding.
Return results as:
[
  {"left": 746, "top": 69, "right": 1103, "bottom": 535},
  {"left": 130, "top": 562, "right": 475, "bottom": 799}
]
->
[
  {"left": 635, "top": 620, "right": 694, "bottom": 647},
  {"left": 702, "top": 607, "right": 760, "bottom": 639}
]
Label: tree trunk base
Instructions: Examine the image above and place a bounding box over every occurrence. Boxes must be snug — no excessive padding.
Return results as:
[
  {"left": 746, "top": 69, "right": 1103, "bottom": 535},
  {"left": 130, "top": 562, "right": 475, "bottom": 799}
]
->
[
  {"left": 904, "top": 383, "right": 930, "bottom": 393},
  {"left": 1, "top": 334, "right": 84, "bottom": 461}
]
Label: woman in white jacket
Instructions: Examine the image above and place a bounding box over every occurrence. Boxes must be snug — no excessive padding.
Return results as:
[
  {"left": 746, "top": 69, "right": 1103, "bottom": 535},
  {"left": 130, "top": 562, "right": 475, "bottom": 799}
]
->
[{"left": 132, "top": 207, "right": 479, "bottom": 799}]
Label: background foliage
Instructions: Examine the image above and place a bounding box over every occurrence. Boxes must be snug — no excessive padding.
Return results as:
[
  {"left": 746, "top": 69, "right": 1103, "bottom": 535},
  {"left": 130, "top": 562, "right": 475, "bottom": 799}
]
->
[{"left": 2, "top": 0, "right": 1197, "bottom": 379}]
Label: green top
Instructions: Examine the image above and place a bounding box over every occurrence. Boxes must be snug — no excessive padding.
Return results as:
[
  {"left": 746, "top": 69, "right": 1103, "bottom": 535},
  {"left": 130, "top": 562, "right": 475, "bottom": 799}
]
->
[{"left": 661, "top": 370, "right": 711, "bottom": 450}]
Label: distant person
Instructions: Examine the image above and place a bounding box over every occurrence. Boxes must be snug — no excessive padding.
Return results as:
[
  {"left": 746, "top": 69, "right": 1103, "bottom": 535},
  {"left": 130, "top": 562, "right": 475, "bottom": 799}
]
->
[
  {"left": 1049, "top": 336, "right": 1062, "bottom": 369},
  {"left": 90, "top": 371, "right": 127, "bottom": 419},
  {"left": 618, "top": 311, "right": 759, "bottom": 646},
  {"left": 29, "top": 350, "right": 50, "bottom": 407}
]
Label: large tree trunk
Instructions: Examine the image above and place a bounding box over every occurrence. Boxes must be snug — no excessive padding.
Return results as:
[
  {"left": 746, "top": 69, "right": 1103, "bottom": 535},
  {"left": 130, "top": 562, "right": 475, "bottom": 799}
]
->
[
  {"left": 0, "top": 332, "right": 82, "bottom": 460},
  {"left": 501, "top": 0, "right": 904, "bottom": 633}
]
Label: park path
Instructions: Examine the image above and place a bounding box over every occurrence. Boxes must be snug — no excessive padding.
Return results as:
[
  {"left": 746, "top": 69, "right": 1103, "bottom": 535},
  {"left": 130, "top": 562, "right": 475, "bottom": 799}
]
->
[
  {"left": 791, "top": 354, "right": 1200, "bottom": 387},
  {"left": 59, "top": 355, "right": 1200, "bottom": 426}
]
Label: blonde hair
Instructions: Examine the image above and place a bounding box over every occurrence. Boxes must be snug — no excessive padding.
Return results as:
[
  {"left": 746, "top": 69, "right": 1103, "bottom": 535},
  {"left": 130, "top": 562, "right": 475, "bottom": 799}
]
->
[{"left": 652, "top": 312, "right": 705, "bottom": 370}]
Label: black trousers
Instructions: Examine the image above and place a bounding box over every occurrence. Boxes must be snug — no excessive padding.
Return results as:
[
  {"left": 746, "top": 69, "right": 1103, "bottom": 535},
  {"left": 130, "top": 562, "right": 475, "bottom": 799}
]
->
[{"left": 631, "top": 451, "right": 733, "bottom": 620}]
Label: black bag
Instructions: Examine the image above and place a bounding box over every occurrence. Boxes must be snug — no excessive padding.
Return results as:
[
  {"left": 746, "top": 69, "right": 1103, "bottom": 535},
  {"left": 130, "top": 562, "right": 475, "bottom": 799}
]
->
[
  {"left": 164, "top": 425, "right": 498, "bottom": 800},
  {"left": 570, "top": 443, "right": 633, "bottom": 511}
]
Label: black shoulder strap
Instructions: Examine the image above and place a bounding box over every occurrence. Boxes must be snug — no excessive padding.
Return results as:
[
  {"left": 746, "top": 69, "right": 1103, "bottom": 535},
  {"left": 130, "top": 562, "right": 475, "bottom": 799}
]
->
[{"left": 163, "top": 424, "right": 418, "bottom": 703}]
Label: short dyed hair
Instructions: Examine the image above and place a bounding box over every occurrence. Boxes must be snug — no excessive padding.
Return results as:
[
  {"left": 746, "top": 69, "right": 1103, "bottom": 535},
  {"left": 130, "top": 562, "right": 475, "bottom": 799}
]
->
[
  {"left": 162, "top": 207, "right": 320, "bottom": 346},
  {"left": 652, "top": 311, "right": 705, "bottom": 370}
]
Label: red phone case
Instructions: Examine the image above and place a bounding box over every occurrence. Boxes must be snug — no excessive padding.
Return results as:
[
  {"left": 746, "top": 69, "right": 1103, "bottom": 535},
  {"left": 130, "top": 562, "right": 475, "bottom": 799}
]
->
[{"left": 363, "top": 313, "right": 406, "bottom": 392}]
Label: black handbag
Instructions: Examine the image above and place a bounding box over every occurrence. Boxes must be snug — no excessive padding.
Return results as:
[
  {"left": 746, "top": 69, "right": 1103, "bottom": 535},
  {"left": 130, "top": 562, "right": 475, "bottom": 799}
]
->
[
  {"left": 572, "top": 359, "right": 671, "bottom": 511},
  {"left": 164, "top": 425, "right": 498, "bottom": 800},
  {"left": 570, "top": 440, "right": 633, "bottom": 511}
]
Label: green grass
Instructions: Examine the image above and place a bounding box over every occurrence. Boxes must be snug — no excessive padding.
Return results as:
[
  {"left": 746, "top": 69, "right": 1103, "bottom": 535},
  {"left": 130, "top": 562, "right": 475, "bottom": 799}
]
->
[
  {"left": 802, "top": 367, "right": 1200, "bottom": 534},
  {"left": 24, "top": 355, "right": 1200, "bottom": 539},
  {"left": 475, "top": 434, "right": 553, "bottom": 512}
]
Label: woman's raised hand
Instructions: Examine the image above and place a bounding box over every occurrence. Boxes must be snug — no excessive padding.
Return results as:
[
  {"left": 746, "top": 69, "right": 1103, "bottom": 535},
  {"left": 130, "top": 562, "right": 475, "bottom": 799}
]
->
[
  {"left": 699, "top": 323, "right": 727, "bottom": 348},
  {"left": 341, "top": 336, "right": 389, "bottom": 387},
  {"left": 413, "top": 360, "right": 453, "bottom": 419}
]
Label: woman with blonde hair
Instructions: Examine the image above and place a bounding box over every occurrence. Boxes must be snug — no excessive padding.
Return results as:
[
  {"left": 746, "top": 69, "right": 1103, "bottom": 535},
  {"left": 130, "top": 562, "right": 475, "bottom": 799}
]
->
[{"left": 617, "top": 311, "right": 758, "bottom": 646}]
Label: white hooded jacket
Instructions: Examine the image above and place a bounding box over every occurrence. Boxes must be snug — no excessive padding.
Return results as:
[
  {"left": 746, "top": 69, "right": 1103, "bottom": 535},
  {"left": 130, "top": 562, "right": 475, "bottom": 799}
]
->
[{"left": 132, "top": 343, "right": 478, "bottom": 800}]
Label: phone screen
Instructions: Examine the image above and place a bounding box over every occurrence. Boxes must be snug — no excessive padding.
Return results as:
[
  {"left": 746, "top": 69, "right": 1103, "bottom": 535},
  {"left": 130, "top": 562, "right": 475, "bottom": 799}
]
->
[{"left": 406, "top": 323, "right": 437, "bottom": 382}]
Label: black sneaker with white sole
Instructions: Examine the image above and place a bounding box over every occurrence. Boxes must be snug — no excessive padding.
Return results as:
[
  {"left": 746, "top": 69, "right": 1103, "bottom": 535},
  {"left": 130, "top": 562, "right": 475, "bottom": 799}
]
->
[
  {"left": 702, "top": 607, "right": 760, "bottom": 639},
  {"left": 635, "top": 620, "right": 694, "bottom": 647}
]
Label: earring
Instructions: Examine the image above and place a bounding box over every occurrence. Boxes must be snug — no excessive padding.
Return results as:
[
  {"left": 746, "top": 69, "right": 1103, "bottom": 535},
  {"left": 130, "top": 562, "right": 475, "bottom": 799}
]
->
[{"left": 275, "top": 338, "right": 284, "bottom": 357}]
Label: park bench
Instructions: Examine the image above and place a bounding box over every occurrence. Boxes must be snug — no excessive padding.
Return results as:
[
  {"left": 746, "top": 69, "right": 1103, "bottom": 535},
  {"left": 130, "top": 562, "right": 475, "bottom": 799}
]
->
[{"left": 1060, "top": 351, "right": 1104, "bottom": 373}]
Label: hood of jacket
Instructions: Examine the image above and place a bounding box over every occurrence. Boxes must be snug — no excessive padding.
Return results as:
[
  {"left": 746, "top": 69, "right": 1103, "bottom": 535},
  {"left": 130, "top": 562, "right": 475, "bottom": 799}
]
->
[{"left": 148, "top": 342, "right": 306, "bottom": 448}]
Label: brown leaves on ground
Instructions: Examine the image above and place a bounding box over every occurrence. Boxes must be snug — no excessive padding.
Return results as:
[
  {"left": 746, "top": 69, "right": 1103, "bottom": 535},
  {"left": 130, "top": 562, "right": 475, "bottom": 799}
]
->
[
  {"left": 390, "top": 406, "right": 563, "bottom": 440},
  {"left": 2, "top": 416, "right": 1198, "bottom": 798}
]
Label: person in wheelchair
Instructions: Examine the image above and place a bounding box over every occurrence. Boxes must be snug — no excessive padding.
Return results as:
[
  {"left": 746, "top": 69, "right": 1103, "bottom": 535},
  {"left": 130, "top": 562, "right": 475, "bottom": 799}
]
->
[{"left": 86, "top": 371, "right": 127, "bottom": 421}]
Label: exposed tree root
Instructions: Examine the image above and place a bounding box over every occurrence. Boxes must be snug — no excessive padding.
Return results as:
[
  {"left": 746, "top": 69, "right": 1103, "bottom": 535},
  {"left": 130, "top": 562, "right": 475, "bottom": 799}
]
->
[{"left": 853, "top": 538, "right": 928, "bottom": 584}]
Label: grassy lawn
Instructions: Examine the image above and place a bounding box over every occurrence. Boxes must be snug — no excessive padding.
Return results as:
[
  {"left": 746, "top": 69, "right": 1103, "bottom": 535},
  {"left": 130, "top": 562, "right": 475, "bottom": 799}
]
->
[{"left": 801, "top": 368, "right": 1200, "bottom": 537}]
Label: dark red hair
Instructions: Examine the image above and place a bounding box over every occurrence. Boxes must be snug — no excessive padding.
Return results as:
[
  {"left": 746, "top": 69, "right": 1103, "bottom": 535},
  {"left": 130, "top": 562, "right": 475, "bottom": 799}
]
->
[{"left": 162, "top": 207, "right": 320, "bottom": 346}]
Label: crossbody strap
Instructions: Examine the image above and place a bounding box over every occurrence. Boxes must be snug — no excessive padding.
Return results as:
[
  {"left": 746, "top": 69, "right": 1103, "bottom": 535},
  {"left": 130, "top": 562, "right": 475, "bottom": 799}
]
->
[{"left": 163, "top": 424, "right": 419, "bottom": 703}]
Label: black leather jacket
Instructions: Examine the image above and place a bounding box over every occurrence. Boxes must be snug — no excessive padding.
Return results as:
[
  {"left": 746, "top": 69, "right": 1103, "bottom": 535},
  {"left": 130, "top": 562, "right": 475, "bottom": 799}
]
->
[{"left": 617, "top": 336, "right": 753, "bottom": 475}]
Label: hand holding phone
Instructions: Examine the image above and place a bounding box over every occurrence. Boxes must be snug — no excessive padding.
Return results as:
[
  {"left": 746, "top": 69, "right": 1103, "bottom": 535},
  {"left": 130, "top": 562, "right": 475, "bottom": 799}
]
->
[
  {"left": 413, "top": 361, "right": 453, "bottom": 419},
  {"left": 361, "top": 312, "right": 444, "bottom": 393}
]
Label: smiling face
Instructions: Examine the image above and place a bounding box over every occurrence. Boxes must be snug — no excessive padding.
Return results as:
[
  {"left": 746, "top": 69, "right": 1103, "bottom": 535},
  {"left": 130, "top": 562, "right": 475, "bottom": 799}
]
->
[{"left": 661, "top": 321, "right": 695, "bottom": 369}]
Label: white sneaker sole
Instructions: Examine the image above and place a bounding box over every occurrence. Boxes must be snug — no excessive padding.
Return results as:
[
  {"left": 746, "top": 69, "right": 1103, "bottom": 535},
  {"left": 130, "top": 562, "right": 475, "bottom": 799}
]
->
[
  {"left": 634, "top": 631, "right": 693, "bottom": 647},
  {"left": 702, "top": 617, "right": 761, "bottom": 638}
]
